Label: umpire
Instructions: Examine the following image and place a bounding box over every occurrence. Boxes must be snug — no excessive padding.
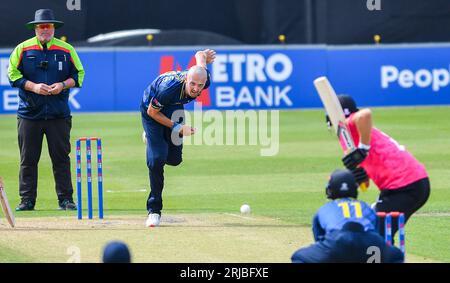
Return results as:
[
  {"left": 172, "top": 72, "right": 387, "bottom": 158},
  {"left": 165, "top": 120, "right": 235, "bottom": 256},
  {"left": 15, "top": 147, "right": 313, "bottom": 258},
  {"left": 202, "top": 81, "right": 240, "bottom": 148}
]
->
[{"left": 7, "top": 9, "right": 85, "bottom": 211}]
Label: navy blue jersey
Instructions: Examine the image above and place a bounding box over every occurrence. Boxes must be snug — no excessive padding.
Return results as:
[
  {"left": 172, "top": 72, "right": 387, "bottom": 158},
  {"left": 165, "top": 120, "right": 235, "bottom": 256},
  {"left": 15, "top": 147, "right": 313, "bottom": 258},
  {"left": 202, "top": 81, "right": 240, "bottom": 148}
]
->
[
  {"left": 141, "top": 69, "right": 211, "bottom": 119},
  {"left": 312, "top": 198, "right": 377, "bottom": 242}
]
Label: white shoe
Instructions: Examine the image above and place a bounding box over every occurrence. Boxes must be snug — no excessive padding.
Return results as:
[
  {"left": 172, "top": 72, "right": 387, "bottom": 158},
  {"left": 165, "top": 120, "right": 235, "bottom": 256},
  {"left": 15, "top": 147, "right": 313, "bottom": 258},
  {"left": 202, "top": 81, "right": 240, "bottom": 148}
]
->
[{"left": 146, "top": 213, "right": 161, "bottom": 227}]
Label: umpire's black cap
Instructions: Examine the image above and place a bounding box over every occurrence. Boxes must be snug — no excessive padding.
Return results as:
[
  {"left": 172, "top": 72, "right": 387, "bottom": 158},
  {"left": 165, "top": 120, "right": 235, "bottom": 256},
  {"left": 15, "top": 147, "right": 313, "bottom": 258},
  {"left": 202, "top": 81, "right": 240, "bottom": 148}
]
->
[{"left": 326, "top": 169, "right": 358, "bottom": 200}]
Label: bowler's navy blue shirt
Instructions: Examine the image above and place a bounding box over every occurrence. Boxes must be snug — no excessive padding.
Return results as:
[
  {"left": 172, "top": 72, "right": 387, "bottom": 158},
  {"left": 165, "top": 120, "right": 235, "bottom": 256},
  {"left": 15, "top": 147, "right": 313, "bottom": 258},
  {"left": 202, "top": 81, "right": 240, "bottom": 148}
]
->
[
  {"left": 312, "top": 198, "right": 377, "bottom": 242},
  {"left": 141, "top": 70, "right": 210, "bottom": 119}
]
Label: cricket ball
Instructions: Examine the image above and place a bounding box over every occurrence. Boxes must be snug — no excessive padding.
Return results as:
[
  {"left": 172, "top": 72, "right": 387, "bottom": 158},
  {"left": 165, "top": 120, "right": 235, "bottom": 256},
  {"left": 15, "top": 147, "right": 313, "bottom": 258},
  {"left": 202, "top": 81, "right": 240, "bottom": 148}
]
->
[{"left": 240, "top": 204, "right": 251, "bottom": 214}]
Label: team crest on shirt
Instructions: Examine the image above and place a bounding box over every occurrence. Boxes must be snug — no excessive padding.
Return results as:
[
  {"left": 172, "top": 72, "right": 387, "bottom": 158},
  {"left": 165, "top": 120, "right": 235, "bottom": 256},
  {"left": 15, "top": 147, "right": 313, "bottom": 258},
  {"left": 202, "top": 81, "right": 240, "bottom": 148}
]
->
[
  {"left": 340, "top": 183, "right": 349, "bottom": 192},
  {"left": 151, "top": 97, "right": 163, "bottom": 109}
]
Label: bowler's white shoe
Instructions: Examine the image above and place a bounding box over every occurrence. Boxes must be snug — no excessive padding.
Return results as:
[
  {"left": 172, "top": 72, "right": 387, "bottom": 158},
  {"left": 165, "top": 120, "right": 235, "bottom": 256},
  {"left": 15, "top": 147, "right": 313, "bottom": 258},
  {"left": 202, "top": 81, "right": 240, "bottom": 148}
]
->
[{"left": 146, "top": 213, "right": 161, "bottom": 227}]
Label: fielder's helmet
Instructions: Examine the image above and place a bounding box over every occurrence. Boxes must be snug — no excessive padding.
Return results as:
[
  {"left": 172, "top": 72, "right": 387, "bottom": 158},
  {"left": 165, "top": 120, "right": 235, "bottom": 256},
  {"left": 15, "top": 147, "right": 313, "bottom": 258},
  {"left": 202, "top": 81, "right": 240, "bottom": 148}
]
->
[
  {"left": 102, "top": 241, "right": 131, "bottom": 263},
  {"left": 325, "top": 169, "right": 359, "bottom": 200}
]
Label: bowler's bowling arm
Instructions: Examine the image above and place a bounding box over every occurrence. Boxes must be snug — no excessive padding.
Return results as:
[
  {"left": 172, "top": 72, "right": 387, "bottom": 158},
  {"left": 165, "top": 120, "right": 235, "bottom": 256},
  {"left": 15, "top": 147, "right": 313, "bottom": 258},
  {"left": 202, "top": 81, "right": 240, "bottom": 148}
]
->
[{"left": 147, "top": 105, "right": 175, "bottom": 129}]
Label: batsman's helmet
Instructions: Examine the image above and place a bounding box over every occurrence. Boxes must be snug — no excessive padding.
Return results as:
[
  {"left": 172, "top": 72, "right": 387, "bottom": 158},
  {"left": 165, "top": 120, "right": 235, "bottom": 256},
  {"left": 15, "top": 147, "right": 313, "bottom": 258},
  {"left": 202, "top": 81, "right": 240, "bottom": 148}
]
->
[
  {"left": 326, "top": 95, "right": 359, "bottom": 128},
  {"left": 325, "top": 169, "right": 359, "bottom": 200}
]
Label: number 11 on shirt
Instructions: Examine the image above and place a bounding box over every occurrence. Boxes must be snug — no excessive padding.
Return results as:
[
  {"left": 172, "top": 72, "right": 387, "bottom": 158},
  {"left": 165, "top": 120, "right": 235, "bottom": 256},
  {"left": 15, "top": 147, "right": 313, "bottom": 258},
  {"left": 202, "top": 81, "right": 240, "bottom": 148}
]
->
[{"left": 338, "top": 202, "right": 363, "bottom": 218}]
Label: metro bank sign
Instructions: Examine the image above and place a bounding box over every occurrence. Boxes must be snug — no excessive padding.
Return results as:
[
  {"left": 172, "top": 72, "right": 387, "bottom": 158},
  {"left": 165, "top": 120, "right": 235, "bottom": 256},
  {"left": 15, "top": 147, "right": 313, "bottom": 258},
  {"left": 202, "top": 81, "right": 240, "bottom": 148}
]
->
[
  {"left": 159, "top": 52, "right": 295, "bottom": 109},
  {"left": 4, "top": 45, "right": 446, "bottom": 114}
]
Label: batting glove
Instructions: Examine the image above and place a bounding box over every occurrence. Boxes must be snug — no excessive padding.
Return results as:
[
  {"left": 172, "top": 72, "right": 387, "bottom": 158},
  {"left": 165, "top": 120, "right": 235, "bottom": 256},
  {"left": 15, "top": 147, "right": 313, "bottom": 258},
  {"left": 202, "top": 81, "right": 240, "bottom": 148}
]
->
[
  {"left": 352, "top": 167, "right": 369, "bottom": 184},
  {"left": 342, "top": 147, "right": 369, "bottom": 169}
]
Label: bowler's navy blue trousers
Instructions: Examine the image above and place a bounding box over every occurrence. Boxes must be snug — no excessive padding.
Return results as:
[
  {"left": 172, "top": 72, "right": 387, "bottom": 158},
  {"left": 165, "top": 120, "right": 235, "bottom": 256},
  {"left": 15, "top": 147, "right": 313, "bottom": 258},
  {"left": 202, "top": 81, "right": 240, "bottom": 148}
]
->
[{"left": 141, "top": 107, "right": 183, "bottom": 215}]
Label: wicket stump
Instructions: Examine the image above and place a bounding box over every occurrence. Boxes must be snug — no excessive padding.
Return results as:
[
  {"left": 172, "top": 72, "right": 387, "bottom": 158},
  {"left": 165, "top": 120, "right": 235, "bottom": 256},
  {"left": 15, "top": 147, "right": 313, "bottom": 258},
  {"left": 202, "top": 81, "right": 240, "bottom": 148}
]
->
[
  {"left": 377, "top": 211, "right": 405, "bottom": 255},
  {"left": 76, "top": 137, "right": 104, "bottom": 220}
]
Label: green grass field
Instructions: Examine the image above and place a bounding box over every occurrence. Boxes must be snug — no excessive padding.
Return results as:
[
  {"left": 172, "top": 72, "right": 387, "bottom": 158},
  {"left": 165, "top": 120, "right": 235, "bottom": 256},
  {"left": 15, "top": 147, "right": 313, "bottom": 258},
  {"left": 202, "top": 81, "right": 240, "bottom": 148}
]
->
[{"left": 0, "top": 107, "right": 449, "bottom": 262}]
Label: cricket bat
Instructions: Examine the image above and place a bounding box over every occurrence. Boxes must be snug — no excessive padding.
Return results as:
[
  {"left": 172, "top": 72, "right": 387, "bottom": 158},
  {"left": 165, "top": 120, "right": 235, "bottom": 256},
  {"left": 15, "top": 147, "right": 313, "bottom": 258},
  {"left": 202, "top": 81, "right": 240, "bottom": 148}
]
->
[
  {"left": 0, "top": 177, "right": 15, "bottom": 227},
  {"left": 313, "top": 76, "right": 368, "bottom": 192}
]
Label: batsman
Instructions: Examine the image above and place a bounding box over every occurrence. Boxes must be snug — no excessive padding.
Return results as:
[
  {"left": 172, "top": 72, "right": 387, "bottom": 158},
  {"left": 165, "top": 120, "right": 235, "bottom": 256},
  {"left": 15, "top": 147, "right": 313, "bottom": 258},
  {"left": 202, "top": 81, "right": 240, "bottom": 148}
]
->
[
  {"left": 335, "top": 95, "right": 430, "bottom": 240},
  {"left": 140, "top": 49, "right": 216, "bottom": 227}
]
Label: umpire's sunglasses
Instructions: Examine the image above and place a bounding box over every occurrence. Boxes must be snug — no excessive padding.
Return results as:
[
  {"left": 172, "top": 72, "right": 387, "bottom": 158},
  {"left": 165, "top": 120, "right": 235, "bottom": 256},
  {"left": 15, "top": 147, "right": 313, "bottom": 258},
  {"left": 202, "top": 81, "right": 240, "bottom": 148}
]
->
[{"left": 35, "top": 23, "right": 54, "bottom": 29}]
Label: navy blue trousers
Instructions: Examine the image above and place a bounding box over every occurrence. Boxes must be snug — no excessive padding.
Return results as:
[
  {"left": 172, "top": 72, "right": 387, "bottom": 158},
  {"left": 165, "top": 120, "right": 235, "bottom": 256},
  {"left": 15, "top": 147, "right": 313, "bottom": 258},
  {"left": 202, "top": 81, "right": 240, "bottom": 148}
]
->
[
  {"left": 291, "top": 223, "right": 404, "bottom": 263},
  {"left": 141, "top": 113, "right": 183, "bottom": 215}
]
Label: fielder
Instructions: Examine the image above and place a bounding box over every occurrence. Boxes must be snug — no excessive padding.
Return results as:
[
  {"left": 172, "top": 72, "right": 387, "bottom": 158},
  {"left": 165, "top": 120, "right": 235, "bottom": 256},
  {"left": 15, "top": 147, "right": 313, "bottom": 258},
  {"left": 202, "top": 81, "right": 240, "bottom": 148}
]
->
[
  {"left": 335, "top": 95, "right": 430, "bottom": 240},
  {"left": 140, "top": 49, "right": 216, "bottom": 227},
  {"left": 291, "top": 169, "right": 404, "bottom": 263}
]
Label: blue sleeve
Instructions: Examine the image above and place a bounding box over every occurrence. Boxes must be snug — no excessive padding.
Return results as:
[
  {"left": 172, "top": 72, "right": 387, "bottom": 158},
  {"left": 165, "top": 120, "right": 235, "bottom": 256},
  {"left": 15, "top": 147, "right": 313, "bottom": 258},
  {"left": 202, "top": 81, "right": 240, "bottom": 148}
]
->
[
  {"left": 363, "top": 202, "right": 378, "bottom": 229},
  {"left": 141, "top": 81, "right": 172, "bottom": 111},
  {"left": 312, "top": 212, "right": 325, "bottom": 242},
  {"left": 151, "top": 87, "right": 172, "bottom": 110},
  {"left": 142, "top": 84, "right": 153, "bottom": 110},
  {"left": 11, "top": 77, "right": 27, "bottom": 90},
  {"left": 69, "top": 60, "right": 80, "bottom": 87},
  {"left": 151, "top": 75, "right": 182, "bottom": 109},
  {"left": 150, "top": 96, "right": 164, "bottom": 110}
]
